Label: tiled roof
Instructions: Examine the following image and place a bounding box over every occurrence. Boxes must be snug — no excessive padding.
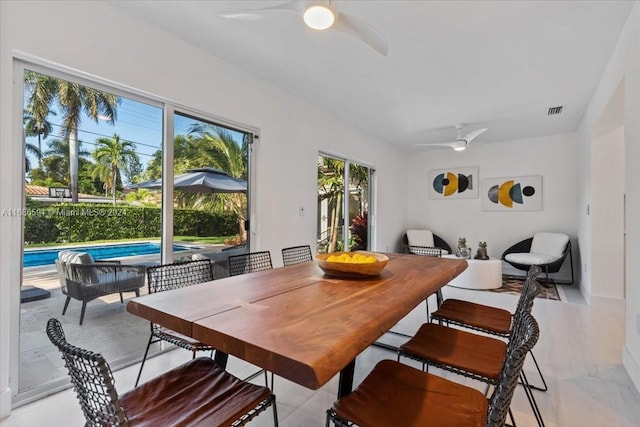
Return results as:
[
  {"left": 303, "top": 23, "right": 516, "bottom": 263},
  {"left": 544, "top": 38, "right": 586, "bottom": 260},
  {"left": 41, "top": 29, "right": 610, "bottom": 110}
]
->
[
  {"left": 25, "top": 184, "right": 107, "bottom": 200},
  {"left": 25, "top": 185, "right": 49, "bottom": 196}
]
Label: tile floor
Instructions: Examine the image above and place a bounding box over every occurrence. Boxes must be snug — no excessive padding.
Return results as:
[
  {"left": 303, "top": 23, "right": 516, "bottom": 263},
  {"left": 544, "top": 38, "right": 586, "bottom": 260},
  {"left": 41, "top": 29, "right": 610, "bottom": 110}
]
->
[{"left": 5, "top": 283, "right": 640, "bottom": 427}]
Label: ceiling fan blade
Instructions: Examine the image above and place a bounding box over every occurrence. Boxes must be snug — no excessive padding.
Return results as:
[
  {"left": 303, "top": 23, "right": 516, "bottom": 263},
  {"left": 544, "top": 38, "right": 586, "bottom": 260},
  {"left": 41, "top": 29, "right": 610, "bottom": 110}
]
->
[
  {"left": 415, "top": 141, "right": 457, "bottom": 147},
  {"left": 333, "top": 12, "right": 389, "bottom": 56},
  {"left": 220, "top": 0, "right": 305, "bottom": 20},
  {"left": 463, "top": 128, "right": 488, "bottom": 143}
]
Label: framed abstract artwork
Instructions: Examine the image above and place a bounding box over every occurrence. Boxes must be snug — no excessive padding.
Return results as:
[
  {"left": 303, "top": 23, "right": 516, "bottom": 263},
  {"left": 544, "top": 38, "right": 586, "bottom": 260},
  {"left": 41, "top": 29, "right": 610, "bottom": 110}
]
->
[
  {"left": 481, "top": 175, "right": 542, "bottom": 211},
  {"left": 428, "top": 166, "right": 479, "bottom": 199}
]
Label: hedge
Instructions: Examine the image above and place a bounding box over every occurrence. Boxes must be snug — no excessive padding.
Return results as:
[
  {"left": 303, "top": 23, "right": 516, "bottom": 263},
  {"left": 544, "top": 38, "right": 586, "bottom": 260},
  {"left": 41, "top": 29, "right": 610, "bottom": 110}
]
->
[{"left": 23, "top": 203, "right": 239, "bottom": 244}]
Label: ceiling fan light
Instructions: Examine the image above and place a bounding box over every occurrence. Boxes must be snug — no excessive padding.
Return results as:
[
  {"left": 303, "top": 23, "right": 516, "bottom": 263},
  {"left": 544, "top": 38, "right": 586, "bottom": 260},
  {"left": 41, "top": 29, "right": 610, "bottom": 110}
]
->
[
  {"left": 453, "top": 146, "right": 467, "bottom": 151},
  {"left": 303, "top": 5, "right": 335, "bottom": 30}
]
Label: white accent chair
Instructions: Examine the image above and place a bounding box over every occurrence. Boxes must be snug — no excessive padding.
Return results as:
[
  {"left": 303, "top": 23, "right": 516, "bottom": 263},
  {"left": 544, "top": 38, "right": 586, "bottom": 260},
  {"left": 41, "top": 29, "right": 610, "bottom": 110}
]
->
[{"left": 502, "top": 232, "right": 574, "bottom": 284}]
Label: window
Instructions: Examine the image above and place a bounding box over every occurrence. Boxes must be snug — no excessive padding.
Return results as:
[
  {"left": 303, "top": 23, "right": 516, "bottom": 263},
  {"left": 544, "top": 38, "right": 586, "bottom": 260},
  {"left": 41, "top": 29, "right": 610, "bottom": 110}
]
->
[{"left": 14, "top": 61, "right": 257, "bottom": 403}]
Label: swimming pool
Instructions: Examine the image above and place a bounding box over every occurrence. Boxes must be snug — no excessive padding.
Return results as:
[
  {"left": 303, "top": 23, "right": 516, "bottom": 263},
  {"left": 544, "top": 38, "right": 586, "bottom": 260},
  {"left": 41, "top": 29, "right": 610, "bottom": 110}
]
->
[{"left": 24, "top": 242, "right": 192, "bottom": 267}]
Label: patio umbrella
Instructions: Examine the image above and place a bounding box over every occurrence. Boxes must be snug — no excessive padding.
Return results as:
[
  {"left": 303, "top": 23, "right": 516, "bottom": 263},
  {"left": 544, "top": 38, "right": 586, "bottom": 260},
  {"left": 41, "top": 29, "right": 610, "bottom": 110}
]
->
[{"left": 130, "top": 168, "right": 246, "bottom": 194}]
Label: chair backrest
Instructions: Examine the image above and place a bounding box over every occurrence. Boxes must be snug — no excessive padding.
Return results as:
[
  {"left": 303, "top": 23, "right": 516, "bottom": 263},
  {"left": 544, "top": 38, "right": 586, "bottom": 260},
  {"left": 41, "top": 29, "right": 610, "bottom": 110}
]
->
[
  {"left": 46, "top": 318, "right": 129, "bottom": 426},
  {"left": 146, "top": 259, "right": 213, "bottom": 294},
  {"left": 406, "top": 229, "right": 435, "bottom": 247},
  {"left": 57, "top": 250, "right": 99, "bottom": 284},
  {"left": 228, "top": 251, "right": 273, "bottom": 276},
  {"left": 511, "top": 265, "right": 542, "bottom": 325},
  {"left": 530, "top": 232, "right": 569, "bottom": 258},
  {"left": 282, "top": 245, "right": 313, "bottom": 266},
  {"left": 486, "top": 312, "right": 540, "bottom": 427}
]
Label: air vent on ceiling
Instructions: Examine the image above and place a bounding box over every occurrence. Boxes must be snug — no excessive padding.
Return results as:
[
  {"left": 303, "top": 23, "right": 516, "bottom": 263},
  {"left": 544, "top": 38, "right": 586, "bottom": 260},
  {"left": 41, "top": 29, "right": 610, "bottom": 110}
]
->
[{"left": 547, "top": 106, "right": 563, "bottom": 116}]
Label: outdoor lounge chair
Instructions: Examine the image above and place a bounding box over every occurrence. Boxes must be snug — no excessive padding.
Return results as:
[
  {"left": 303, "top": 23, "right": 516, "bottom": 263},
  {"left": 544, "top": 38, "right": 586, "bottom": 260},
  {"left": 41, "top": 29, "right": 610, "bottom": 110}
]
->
[{"left": 55, "top": 250, "right": 145, "bottom": 325}]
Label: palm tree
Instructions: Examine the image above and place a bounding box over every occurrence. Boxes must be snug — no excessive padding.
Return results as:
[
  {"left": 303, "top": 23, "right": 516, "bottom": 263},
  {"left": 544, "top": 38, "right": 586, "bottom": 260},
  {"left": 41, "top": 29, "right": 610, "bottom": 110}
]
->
[
  {"left": 24, "top": 109, "right": 54, "bottom": 168},
  {"left": 318, "top": 157, "right": 345, "bottom": 253},
  {"left": 24, "top": 71, "right": 120, "bottom": 202},
  {"left": 24, "top": 142, "right": 42, "bottom": 172},
  {"left": 186, "top": 124, "right": 249, "bottom": 237},
  {"left": 92, "top": 134, "right": 139, "bottom": 205}
]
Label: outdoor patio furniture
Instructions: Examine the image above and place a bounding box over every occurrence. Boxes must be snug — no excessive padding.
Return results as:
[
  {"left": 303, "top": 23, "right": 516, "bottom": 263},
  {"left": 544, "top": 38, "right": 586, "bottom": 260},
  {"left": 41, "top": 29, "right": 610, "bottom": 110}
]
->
[
  {"left": 55, "top": 250, "right": 145, "bottom": 325},
  {"left": 326, "top": 312, "right": 539, "bottom": 427},
  {"left": 135, "top": 259, "right": 215, "bottom": 387},
  {"left": 46, "top": 318, "right": 278, "bottom": 427},
  {"left": 281, "top": 245, "right": 313, "bottom": 266}
]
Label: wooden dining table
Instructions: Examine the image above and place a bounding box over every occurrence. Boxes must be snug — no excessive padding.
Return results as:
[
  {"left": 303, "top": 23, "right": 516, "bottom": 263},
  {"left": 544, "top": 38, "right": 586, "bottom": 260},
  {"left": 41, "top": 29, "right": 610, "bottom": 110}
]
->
[{"left": 126, "top": 253, "right": 467, "bottom": 397}]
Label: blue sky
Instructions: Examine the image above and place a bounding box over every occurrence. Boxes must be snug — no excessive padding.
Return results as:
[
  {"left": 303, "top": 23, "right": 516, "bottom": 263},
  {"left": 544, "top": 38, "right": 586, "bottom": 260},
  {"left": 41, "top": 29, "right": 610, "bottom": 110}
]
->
[{"left": 25, "top": 87, "right": 247, "bottom": 184}]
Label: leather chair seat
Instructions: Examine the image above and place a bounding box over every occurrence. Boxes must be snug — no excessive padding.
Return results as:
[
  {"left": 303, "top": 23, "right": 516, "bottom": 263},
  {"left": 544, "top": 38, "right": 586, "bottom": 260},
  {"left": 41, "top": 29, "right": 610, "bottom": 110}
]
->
[
  {"left": 399, "top": 323, "right": 507, "bottom": 380},
  {"left": 333, "top": 360, "right": 487, "bottom": 427},
  {"left": 432, "top": 299, "right": 512, "bottom": 335},
  {"left": 122, "top": 358, "right": 271, "bottom": 427}
]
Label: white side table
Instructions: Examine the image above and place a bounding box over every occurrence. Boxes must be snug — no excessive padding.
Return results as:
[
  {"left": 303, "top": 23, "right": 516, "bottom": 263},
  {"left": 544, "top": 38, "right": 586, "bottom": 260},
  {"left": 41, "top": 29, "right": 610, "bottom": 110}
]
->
[{"left": 443, "top": 255, "right": 503, "bottom": 289}]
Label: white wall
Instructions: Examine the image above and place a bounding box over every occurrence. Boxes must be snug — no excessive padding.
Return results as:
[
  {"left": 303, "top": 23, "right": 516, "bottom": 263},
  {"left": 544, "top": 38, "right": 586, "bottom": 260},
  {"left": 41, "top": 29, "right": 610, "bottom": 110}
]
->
[
  {"left": 591, "top": 126, "right": 625, "bottom": 300},
  {"left": 406, "top": 133, "right": 579, "bottom": 280},
  {"left": 576, "top": 2, "right": 640, "bottom": 392},
  {"left": 0, "top": 0, "right": 408, "bottom": 417}
]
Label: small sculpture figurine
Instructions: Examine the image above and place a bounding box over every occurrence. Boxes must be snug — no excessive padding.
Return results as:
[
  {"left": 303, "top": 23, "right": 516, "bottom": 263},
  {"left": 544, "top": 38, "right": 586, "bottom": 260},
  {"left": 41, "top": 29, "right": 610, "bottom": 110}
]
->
[
  {"left": 456, "top": 237, "right": 471, "bottom": 259},
  {"left": 474, "top": 241, "right": 489, "bottom": 260}
]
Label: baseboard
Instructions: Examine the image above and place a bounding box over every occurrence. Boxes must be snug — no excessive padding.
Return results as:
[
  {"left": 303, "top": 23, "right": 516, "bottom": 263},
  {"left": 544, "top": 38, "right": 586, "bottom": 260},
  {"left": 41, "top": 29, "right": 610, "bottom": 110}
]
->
[
  {"left": 0, "top": 386, "right": 12, "bottom": 420},
  {"left": 623, "top": 347, "right": 640, "bottom": 394},
  {"left": 588, "top": 294, "right": 625, "bottom": 310}
]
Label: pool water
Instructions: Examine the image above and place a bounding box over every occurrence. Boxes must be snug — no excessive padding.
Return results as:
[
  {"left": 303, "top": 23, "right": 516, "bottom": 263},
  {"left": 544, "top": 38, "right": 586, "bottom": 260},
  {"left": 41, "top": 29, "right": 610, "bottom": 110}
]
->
[{"left": 24, "top": 242, "right": 191, "bottom": 267}]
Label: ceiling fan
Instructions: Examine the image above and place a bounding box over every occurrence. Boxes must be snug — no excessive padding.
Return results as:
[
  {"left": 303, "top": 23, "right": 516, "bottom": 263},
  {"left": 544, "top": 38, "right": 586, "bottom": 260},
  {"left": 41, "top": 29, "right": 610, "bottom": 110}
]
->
[
  {"left": 416, "top": 124, "right": 488, "bottom": 151},
  {"left": 220, "top": 0, "right": 388, "bottom": 56}
]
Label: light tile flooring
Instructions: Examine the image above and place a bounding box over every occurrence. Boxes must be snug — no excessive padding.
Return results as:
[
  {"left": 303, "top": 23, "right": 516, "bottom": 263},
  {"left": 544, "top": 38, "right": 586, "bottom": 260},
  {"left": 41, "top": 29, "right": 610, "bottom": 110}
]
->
[{"left": 5, "top": 284, "right": 640, "bottom": 426}]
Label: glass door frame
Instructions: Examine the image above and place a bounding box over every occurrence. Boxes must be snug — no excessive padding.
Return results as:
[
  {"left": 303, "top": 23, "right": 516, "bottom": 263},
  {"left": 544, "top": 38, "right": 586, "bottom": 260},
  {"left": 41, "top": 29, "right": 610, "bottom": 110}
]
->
[
  {"left": 11, "top": 56, "right": 259, "bottom": 405},
  {"left": 318, "top": 151, "right": 376, "bottom": 252}
]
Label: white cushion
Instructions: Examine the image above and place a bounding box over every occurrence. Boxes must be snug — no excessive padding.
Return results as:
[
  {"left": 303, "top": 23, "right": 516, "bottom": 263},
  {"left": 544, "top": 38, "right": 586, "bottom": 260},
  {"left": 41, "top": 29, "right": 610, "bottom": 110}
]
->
[
  {"left": 406, "top": 230, "right": 435, "bottom": 248},
  {"left": 505, "top": 252, "right": 559, "bottom": 265},
  {"left": 58, "top": 250, "right": 98, "bottom": 283},
  {"left": 530, "top": 233, "right": 569, "bottom": 259},
  {"left": 58, "top": 250, "right": 95, "bottom": 264}
]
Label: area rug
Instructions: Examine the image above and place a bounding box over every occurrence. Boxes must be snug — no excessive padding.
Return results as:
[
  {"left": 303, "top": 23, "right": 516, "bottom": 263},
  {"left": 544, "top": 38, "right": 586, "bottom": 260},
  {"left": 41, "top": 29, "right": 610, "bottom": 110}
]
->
[{"left": 490, "top": 275, "right": 564, "bottom": 301}]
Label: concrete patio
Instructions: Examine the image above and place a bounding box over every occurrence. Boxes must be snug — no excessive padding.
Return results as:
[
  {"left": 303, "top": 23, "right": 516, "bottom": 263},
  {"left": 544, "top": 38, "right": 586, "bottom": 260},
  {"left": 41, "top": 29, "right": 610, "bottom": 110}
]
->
[{"left": 18, "top": 244, "right": 229, "bottom": 400}]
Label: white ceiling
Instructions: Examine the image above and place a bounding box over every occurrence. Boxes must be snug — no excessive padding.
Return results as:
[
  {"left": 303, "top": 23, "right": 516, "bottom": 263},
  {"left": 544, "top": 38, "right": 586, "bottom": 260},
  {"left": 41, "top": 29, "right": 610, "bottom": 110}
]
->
[{"left": 108, "top": 0, "right": 634, "bottom": 150}]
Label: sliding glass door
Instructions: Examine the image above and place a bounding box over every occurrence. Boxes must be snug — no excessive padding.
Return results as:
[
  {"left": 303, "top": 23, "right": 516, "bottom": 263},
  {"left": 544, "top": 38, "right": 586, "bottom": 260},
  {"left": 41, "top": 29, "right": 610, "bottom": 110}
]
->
[
  {"left": 317, "top": 153, "right": 374, "bottom": 253},
  {"left": 14, "top": 60, "right": 257, "bottom": 403}
]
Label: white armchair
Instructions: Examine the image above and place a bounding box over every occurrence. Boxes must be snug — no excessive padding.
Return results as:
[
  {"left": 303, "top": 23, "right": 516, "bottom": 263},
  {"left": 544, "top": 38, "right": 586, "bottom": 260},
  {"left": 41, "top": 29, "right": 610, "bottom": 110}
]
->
[{"left": 502, "top": 232, "right": 574, "bottom": 284}]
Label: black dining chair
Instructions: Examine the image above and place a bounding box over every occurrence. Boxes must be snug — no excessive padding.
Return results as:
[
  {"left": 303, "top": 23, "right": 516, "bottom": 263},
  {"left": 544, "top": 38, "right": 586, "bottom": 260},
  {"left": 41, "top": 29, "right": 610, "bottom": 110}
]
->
[
  {"left": 47, "top": 318, "right": 278, "bottom": 427},
  {"left": 227, "top": 250, "right": 275, "bottom": 387},
  {"left": 398, "top": 268, "right": 545, "bottom": 427},
  {"left": 135, "top": 259, "right": 215, "bottom": 387},
  {"left": 327, "top": 312, "right": 540, "bottom": 427},
  {"left": 281, "top": 245, "right": 313, "bottom": 266},
  {"left": 228, "top": 251, "right": 273, "bottom": 276}
]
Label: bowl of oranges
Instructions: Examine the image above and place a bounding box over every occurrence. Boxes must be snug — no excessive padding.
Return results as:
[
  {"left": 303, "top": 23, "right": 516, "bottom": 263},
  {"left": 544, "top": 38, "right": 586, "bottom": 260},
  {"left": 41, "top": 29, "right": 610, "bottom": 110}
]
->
[{"left": 316, "top": 251, "right": 389, "bottom": 278}]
